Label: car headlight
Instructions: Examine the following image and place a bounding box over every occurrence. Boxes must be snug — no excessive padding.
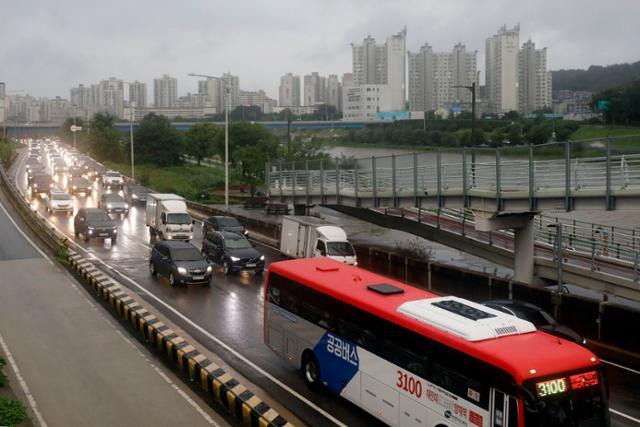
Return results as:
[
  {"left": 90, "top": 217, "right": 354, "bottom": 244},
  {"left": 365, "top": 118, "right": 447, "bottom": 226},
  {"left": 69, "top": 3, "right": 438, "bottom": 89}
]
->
[
  {"left": 230, "top": 256, "right": 240, "bottom": 262},
  {"left": 88, "top": 227, "right": 94, "bottom": 234},
  {"left": 206, "top": 265, "right": 212, "bottom": 273},
  {"left": 113, "top": 228, "right": 117, "bottom": 233},
  {"left": 124, "top": 203, "right": 129, "bottom": 208},
  {"left": 73, "top": 185, "right": 77, "bottom": 189},
  {"left": 107, "top": 203, "right": 112, "bottom": 209},
  {"left": 244, "top": 230, "right": 249, "bottom": 236},
  {"left": 260, "top": 255, "right": 265, "bottom": 261},
  {"left": 177, "top": 267, "right": 187, "bottom": 275},
  {"left": 132, "top": 194, "right": 138, "bottom": 199}
]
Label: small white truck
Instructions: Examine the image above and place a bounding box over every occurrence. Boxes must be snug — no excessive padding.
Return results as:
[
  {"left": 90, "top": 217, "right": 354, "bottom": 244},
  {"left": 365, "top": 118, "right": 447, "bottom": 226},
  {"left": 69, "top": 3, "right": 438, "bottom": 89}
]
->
[
  {"left": 146, "top": 193, "right": 194, "bottom": 241},
  {"left": 279, "top": 216, "right": 357, "bottom": 265}
]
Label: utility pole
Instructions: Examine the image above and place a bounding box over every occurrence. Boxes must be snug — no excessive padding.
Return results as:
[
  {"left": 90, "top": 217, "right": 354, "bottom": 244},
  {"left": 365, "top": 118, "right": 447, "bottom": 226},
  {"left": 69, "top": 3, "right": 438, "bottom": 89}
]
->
[
  {"left": 188, "top": 72, "right": 230, "bottom": 209},
  {"left": 225, "top": 74, "right": 230, "bottom": 209},
  {"left": 453, "top": 82, "right": 477, "bottom": 184}
]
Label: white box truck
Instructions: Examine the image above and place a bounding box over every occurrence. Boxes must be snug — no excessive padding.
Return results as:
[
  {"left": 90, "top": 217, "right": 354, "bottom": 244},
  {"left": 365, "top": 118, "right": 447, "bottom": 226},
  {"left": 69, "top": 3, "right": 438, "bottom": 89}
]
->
[
  {"left": 146, "top": 194, "right": 194, "bottom": 241},
  {"left": 279, "top": 216, "right": 357, "bottom": 265}
]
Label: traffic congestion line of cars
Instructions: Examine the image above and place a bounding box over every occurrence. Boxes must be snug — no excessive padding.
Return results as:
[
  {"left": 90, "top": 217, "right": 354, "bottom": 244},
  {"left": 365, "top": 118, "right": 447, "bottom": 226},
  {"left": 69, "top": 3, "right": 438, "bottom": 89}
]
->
[{"left": 23, "top": 140, "right": 583, "bottom": 345}]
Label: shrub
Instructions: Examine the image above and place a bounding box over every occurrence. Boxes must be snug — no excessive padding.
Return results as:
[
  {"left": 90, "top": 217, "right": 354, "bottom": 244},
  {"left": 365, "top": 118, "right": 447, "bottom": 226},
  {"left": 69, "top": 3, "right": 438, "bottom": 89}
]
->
[{"left": 0, "top": 397, "right": 29, "bottom": 426}]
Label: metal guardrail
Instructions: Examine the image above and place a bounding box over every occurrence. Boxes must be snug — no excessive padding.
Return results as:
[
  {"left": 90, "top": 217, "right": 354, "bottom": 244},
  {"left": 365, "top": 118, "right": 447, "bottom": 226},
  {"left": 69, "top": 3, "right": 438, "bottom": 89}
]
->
[
  {"left": 266, "top": 135, "right": 640, "bottom": 209},
  {"left": 0, "top": 162, "right": 67, "bottom": 252},
  {"left": 383, "top": 206, "right": 640, "bottom": 283}
]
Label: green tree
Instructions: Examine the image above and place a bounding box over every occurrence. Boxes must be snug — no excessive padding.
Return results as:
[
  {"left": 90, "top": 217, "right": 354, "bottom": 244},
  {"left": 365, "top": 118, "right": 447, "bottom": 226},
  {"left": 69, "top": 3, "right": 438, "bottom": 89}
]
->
[
  {"left": 230, "top": 105, "right": 263, "bottom": 121},
  {"left": 88, "top": 113, "right": 123, "bottom": 162},
  {"left": 184, "top": 122, "right": 219, "bottom": 166},
  {"left": 134, "top": 113, "right": 183, "bottom": 166},
  {"left": 234, "top": 138, "right": 280, "bottom": 185}
]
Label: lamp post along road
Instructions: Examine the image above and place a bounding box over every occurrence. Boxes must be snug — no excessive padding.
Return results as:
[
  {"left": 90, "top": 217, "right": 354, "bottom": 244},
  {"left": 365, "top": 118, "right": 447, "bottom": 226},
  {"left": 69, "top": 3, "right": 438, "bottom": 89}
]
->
[
  {"left": 453, "top": 82, "right": 477, "bottom": 185},
  {"left": 124, "top": 82, "right": 136, "bottom": 180},
  {"left": 188, "top": 72, "right": 230, "bottom": 209}
]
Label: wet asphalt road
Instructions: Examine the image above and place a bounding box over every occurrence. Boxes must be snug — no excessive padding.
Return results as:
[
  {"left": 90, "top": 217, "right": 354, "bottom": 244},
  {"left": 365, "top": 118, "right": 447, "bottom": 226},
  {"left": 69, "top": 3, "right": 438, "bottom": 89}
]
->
[{"left": 14, "top": 152, "right": 640, "bottom": 427}]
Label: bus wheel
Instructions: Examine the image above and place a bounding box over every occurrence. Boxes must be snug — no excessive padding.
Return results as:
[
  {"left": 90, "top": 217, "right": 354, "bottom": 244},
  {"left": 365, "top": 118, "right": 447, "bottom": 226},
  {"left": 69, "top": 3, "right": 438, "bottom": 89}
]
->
[{"left": 302, "top": 351, "right": 320, "bottom": 388}]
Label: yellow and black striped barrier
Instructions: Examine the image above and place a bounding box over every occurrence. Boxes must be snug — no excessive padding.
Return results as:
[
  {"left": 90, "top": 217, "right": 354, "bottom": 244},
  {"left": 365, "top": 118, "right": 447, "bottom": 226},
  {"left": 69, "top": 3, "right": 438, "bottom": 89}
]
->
[{"left": 68, "top": 249, "right": 293, "bottom": 427}]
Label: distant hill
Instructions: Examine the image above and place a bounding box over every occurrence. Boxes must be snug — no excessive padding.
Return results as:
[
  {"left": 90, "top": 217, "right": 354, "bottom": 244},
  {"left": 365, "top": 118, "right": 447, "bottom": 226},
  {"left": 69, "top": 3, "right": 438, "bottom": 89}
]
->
[{"left": 552, "top": 61, "right": 640, "bottom": 93}]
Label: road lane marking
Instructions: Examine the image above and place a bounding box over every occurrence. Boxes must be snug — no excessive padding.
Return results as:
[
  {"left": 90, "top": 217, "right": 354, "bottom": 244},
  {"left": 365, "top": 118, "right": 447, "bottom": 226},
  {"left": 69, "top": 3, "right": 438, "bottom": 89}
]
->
[
  {"left": 62, "top": 232, "right": 346, "bottom": 427},
  {"left": 610, "top": 408, "right": 640, "bottom": 424},
  {"left": 601, "top": 359, "right": 640, "bottom": 375},
  {"left": 0, "top": 333, "right": 48, "bottom": 427}
]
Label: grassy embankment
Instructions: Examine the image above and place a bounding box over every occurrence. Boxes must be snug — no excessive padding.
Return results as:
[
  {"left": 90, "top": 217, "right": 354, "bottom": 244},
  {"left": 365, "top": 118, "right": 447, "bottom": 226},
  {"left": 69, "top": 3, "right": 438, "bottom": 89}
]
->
[{"left": 105, "top": 162, "right": 243, "bottom": 204}]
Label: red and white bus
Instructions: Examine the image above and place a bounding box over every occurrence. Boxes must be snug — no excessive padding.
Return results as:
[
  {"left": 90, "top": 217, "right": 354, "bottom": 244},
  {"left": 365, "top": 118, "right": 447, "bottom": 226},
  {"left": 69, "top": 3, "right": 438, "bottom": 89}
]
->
[{"left": 264, "top": 258, "right": 609, "bottom": 427}]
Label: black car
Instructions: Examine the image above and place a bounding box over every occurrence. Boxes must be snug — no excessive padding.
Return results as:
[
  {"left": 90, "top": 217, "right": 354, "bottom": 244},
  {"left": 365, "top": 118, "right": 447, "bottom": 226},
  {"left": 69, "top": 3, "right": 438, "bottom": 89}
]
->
[
  {"left": 482, "top": 300, "right": 586, "bottom": 345},
  {"left": 123, "top": 184, "right": 151, "bottom": 204},
  {"left": 149, "top": 241, "right": 212, "bottom": 286},
  {"left": 98, "top": 193, "right": 129, "bottom": 216},
  {"left": 69, "top": 177, "right": 92, "bottom": 196},
  {"left": 29, "top": 174, "right": 54, "bottom": 196},
  {"left": 74, "top": 208, "right": 118, "bottom": 243},
  {"left": 202, "top": 230, "right": 264, "bottom": 275},
  {"left": 203, "top": 216, "right": 248, "bottom": 237},
  {"left": 67, "top": 166, "right": 85, "bottom": 178},
  {"left": 27, "top": 165, "right": 47, "bottom": 186}
]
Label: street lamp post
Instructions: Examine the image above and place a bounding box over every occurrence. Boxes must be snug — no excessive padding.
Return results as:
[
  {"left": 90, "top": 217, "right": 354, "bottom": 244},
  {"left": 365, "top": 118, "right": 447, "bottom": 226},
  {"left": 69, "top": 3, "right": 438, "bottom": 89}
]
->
[
  {"left": 224, "top": 74, "right": 229, "bottom": 209},
  {"left": 453, "top": 82, "right": 477, "bottom": 185},
  {"left": 188, "top": 72, "right": 230, "bottom": 209},
  {"left": 73, "top": 106, "right": 77, "bottom": 150},
  {"left": 130, "top": 102, "right": 135, "bottom": 180},
  {"left": 124, "top": 82, "right": 136, "bottom": 180}
]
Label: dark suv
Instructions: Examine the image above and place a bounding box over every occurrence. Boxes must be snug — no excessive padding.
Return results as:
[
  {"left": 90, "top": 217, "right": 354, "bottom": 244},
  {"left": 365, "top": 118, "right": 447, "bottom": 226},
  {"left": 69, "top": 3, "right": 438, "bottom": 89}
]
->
[
  {"left": 482, "top": 300, "right": 586, "bottom": 345},
  {"left": 202, "top": 230, "right": 264, "bottom": 275},
  {"left": 123, "top": 184, "right": 151, "bottom": 204},
  {"left": 74, "top": 208, "right": 118, "bottom": 243},
  {"left": 150, "top": 241, "right": 212, "bottom": 286},
  {"left": 29, "top": 174, "right": 54, "bottom": 196},
  {"left": 69, "top": 176, "right": 92, "bottom": 196},
  {"left": 203, "top": 216, "right": 248, "bottom": 237}
]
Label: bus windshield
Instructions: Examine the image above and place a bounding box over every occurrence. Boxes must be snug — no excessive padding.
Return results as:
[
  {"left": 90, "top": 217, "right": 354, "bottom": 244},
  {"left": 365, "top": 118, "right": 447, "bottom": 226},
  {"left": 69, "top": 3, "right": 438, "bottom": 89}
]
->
[{"left": 523, "top": 371, "right": 608, "bottom": 426}]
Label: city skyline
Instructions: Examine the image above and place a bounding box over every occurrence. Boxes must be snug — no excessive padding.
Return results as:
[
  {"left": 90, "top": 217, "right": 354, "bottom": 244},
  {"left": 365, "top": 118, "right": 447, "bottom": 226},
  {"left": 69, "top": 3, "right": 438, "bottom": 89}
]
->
[{"left": 1, "top": 0, "right": 639, "bottom": 99}]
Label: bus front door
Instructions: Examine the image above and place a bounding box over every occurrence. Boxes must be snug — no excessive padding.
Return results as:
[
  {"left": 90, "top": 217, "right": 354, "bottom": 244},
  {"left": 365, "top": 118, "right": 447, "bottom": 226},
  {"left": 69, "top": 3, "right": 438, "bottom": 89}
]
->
[{"left": 491, "top": 389, "right": 519, "bottom": 427}]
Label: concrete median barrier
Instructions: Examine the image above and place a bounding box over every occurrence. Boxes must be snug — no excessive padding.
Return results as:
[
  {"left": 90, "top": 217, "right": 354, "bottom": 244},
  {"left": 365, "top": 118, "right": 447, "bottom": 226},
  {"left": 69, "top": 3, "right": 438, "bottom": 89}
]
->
[{"left": 67, "top": 249, "right": 293, "bottom": 427}]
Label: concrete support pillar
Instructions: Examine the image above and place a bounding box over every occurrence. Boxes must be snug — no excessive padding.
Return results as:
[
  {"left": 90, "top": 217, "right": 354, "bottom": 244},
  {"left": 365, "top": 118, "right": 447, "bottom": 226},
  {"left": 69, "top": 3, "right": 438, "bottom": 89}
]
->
[
  {"left": 475, "top": 211, "right": 536, "bottom": 285},
  {"left": 513, "top": 217, "right": 535, "bottom": 284}
]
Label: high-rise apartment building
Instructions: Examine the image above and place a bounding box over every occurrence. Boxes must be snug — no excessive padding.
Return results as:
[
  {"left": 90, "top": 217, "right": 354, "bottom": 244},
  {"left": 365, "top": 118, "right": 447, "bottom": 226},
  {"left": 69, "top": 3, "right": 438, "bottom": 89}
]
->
[
  {"left": 1, "top": 82, "right": 7, "bottom": 123},
  {"left": 99, "top": 77, "right": 125, "bottom": 119},
  {"left": 240, "top": 90, "right": 277, "bottom": 113},
  {"left": 326, "top": 74, "right": 342, "bottom": 112},
  {"left": 198, "top": 78, "right": 222, "bottom": 112},
  {"left": 347, "top": 28, "right": 406, "bottom": 119},
  {"left": 128, "top": 80, "right": 147, "bottom": 108},
  {"left": 408, "top": 43, "right": 477, "bottom": 112},
  {"left": 153, "top": 74, "right": 178, "bottom": 108},
  {"left": 518, "top": 39, "right": 552, "bottom": 115},
  {"left": 342, "top": 73, "right": 353, "bottom": 89},
  {"left": 0, "top": 82, "right": 5, "bottom": 100},
  {"left": 486, "top": 24, "right": 520, "bottom": 114},
  {"left": 220, "top": 73, "right": 240, "bottom": 111},
  {"left": 304, "top": 72, "right": 325, "bottom": 106},
  {"left": 279, "top": 73, "right": 301, "bottom": 107}
]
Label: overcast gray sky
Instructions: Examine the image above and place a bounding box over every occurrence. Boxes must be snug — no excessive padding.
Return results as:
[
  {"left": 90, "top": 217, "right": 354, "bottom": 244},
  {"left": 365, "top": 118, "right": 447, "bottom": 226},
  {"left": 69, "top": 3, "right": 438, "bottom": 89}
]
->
[{"left": 1, "top": 0, "right": 638, "bottom": 99}]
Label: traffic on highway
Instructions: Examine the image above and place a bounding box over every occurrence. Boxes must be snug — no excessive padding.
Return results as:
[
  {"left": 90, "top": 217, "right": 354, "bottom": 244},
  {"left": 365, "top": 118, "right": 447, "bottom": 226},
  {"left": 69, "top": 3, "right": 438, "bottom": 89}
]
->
[{"left": 12, "top": 138, "right": 640, "bottom": 426}]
